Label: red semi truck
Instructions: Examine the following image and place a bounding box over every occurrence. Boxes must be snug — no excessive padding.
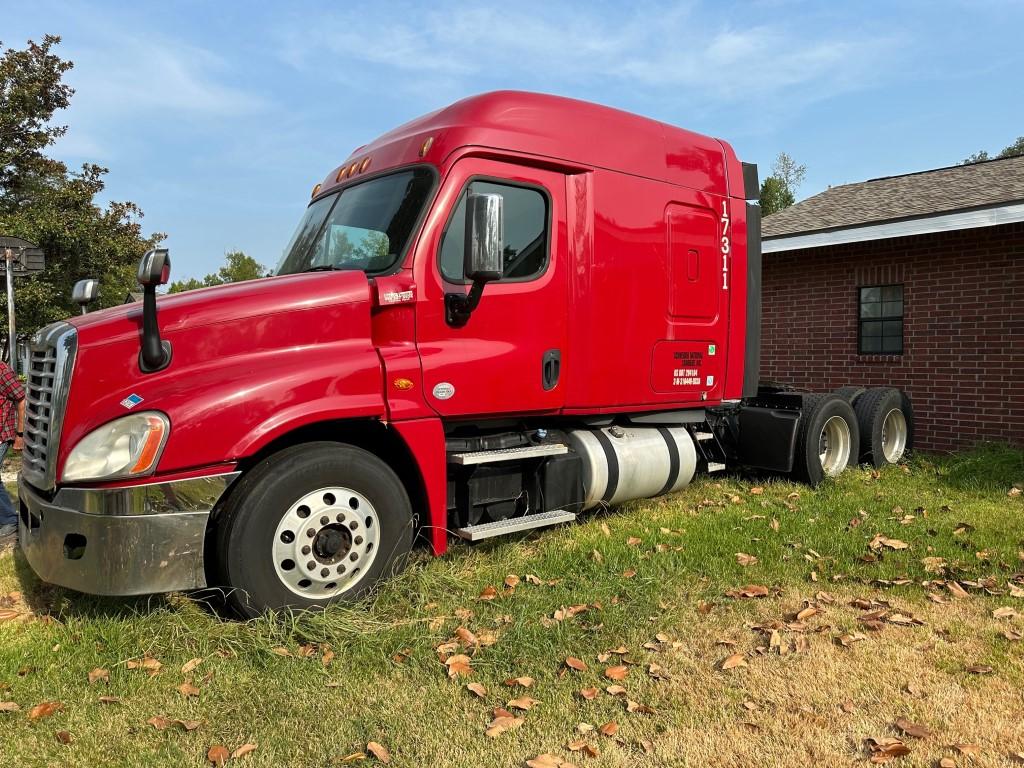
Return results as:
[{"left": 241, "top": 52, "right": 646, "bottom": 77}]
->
[{"left": 17, "top": 91, "right": 912, "bottom": 617}]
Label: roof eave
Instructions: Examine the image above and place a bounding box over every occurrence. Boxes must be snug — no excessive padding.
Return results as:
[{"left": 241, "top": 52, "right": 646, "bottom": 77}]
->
[{"left": 762, "top": 201, "right": 1024, "bottom": 253}]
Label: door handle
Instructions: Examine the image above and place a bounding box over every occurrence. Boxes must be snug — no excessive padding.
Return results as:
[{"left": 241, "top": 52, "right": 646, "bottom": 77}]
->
[{"left": 542, "top": 349, "right": 561, "bottom": 391}]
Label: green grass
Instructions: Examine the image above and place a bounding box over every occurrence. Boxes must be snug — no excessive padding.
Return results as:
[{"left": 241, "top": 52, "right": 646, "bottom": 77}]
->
[{"left": 1, "top": 445, "right": 1022, "bottom": 767}]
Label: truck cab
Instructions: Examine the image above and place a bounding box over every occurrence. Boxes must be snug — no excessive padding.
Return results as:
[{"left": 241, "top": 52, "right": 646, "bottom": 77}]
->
[{"left": 17, "top": 91, "right": 910, "bottom": 617}]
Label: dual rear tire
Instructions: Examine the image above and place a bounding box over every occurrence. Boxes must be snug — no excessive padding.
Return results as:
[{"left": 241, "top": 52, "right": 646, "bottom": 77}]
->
[
  {"left": 851, "top": 387, "right": 914, "bottom": 468},
  {"left": 793, "top": 394, "right": 860, "bottom": 486}
]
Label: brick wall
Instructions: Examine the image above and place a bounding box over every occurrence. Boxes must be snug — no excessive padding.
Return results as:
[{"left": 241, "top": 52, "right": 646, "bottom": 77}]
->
[{"left": 761, "top": 222, "right": 1024, "bottom": 453}]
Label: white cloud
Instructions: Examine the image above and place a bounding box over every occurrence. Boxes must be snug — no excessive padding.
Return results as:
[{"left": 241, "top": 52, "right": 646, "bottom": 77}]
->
[{"left": 277, "top": 2, "right": 898, "bottom": 109}]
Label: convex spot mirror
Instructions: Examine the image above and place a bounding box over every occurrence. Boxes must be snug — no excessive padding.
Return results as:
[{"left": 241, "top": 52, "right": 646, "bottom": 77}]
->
[
  {"left": 138, "top": 248, "right": 171, "bottom": 287},
  {"left": 464, "top": 192, "right": 504, "bottom": 282}
]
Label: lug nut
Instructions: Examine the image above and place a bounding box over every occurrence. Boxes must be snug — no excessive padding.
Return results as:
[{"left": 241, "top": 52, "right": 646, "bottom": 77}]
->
[
  {"left": 306, "top": 561, "right": 315, "bottom": 571},
  {"left": 349, "top": 552, "right": 358, "bottom": 562},
  {"left": 301, "top": 545, "right": 311, "bottom": 555},
  {"left": 337, "top": 565, "right": 346, "bottom": 574},
  {"left": 306, "top": 529, "right": 316, "bottom": 538},
  {"left": 336, "top": 513, "right": 345, "bottom": 523},
  {"left": 354, "top": 535, "right": 363, "bottom": 545},
  {"left": 320, "top": 516, "right": 329, "bottom": 525},
  {"left": 320, "top": 568, "right": 329, "bottom": 577},
  {"left": 349, "top": 521, "right": 358, "bottom": 530}
]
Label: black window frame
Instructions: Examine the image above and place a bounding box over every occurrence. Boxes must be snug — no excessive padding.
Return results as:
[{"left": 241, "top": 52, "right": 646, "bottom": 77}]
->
[
  {"left": 857, "top": 284, "right": 904, "bottom": 355},
  {"left": 277, "top": 163, "right": 439, "bottom": 278},
  {"left": 437, "top": 175, "right": 552, "bottom": 285}
]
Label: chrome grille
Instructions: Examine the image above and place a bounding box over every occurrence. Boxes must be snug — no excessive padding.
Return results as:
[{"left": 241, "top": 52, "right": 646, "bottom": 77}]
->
[{"left": 21, "top": 322, "right": 77, "bottom": 491}]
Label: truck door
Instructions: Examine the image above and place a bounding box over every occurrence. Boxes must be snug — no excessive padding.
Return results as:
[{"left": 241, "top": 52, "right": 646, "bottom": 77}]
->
[{"left": 415, "top": 159, "right": 567, "bottom": 417}]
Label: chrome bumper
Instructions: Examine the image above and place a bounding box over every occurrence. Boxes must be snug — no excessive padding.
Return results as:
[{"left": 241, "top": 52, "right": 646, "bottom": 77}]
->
[{"left": 18, "top": 472, "right": 239, "bottom": 596}]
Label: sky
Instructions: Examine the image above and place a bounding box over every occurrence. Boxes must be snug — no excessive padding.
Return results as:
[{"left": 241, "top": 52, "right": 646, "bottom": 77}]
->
[{"left": 2, "top": 0, "right": 1023, "bottom": 281}]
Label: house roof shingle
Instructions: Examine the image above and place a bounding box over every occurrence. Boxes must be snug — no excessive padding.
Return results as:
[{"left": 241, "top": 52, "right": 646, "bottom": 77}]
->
[{"left": 762, "top": 154, "right": 1024, "bottom": 239}]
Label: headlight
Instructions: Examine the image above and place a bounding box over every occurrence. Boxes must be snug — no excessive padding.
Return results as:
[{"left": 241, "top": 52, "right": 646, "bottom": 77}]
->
[{"left": 62, "top": 412, "right": 170, "bottom": 483}]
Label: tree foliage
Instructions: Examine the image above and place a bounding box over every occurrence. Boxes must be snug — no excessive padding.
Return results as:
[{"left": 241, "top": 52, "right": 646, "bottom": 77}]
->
[
  {"left": 962, "top": 136, "right": 1024, "bottom": 165},
  {"left": 0, "top": 35, "right": 161, "bottom": 338},
  {"left": 168, "top": 251, "right": 269, "bottom": 293},
  {"left": 759, "top": 152, "right": 806, "bottom": 216}
]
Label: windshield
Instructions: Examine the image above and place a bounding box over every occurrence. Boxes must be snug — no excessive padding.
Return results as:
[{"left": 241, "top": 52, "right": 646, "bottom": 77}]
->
[{"left": 276, "top": 167, "right": 434, "bottom": 276}]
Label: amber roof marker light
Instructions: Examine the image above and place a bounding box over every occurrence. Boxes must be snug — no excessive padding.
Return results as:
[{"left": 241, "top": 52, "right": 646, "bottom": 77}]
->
[
  {"left": 419, "top": 137, "right": 434, "bottom": 157},
  {"left": 310, "top": 183, "right": 321, "bottom": 199}
]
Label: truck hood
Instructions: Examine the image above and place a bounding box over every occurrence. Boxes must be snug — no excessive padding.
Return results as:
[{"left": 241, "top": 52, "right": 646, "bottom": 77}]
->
[
  {"left": 58, "top": 270, "right": 387, "bottom": 479},
  {"left": 70, "top": 270, "right": 372, "bottom": 345}
]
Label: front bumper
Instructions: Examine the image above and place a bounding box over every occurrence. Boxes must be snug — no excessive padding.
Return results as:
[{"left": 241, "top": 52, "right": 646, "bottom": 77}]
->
[{"left": 18, "top": 472, "right": 239, "bottom": 596}]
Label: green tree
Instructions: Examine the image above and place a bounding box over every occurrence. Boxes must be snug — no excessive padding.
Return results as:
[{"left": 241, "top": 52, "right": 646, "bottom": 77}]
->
[
  {"left": 759, "top": 152, "right": 806, "bottom": 216},
  {"left": 168, "top": 251, "right": 268, "bottom": 293},
  {"left": 962, "top": 136, "right": 1024, "bottom": 164},
  {"left": 0, "top": 36, "right": 161, "bottom": 336}
]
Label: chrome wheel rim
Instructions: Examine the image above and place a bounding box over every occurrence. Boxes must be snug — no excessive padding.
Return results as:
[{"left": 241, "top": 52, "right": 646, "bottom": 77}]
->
[
  {"left": 272, "top": 486, "right": 380, "bottom": 598},
  {"left": 880, "top": 408, "right": 908, "bottom": 463},
  {"left": 818, "top": 415, "right": 851, "bottom": 476}
]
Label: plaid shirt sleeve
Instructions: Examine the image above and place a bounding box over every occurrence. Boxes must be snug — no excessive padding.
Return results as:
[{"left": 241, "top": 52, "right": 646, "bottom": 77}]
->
[{"left": 0, "top": 364, "right": 24, "bottom": 402}]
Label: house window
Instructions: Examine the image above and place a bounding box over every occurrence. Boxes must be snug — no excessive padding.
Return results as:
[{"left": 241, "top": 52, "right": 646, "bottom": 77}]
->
[{"left": 858, "top": 285, "right": 904, "bottom": 354}]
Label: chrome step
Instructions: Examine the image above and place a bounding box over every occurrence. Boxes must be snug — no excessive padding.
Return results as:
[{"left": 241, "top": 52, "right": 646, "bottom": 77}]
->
[
  {"left": 693, "top": 431, "right": 715, "bottom": 441},
  {"left": 449, "top": 443, "right": 568, "bottom": 466},
  {"left": 707, "top": 461, "right": 727, "bottom": 472},
  {"left": 456, "top": 510, "right": 577, "bottom": 541}
]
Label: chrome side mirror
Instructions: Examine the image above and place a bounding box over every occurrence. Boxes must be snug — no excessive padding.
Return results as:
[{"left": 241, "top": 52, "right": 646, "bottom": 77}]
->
[{"left": 72, "top": 279, "right": 100, "bottom": 314}]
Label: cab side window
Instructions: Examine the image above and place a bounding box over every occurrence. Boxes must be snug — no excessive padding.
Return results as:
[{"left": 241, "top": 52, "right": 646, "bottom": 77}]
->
[{"left": 440, "top": 180, "right": 548, "bottom": 282}]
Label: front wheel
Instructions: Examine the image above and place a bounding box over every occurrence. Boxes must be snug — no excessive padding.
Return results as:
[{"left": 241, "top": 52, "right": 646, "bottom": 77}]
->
[{"left": 213, "top": 442, "right": 414, "bottom": 619}]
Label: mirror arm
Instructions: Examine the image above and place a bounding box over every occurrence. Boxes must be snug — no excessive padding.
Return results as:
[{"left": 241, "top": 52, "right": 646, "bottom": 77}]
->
[
  {"left": 139, "top": 284, "right": 172, "bottom": 372},
  {"left": 444, "top": 280, "right": 488, "bottom": 327}
]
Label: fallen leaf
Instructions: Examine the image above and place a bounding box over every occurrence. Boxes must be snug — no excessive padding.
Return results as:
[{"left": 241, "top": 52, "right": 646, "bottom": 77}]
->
[
  {"left": 965, "top": 664, "right": 993, "bottom": 675},
  {"left": 455, "top": 627, "right": 479, "bottom": 647},
  {"left": 178, "top": 681, "right": 200, "bottom": 698},
  {"left": 565, "top": 657, "right": 588, "bottom": 672},
  {"left": 604, "top": 665, "right": 628, "bottom": 681},
  {"left": 98, "top": 696, "right": 121, "bottom": 704},
  {"left": 599, "top": 721, "right": 619, "bottom": 737},
  {"left": 321, "top": 647, "right": 335, "bottom": 667},
  {"left": 735, "top": 553, "right": 758, "bottom": 567},
  {"left": 0, "top": 702, "right": 21, "bottom": 712},
  {"left": 28, "top": 701, "right": 62, "bottom": 721},
  {"left": 838, "top": 632, "right": 869, "bottom": 648},
  {"left": 504, "top": 575, "right": 520, "bottom": 589},
  {"left": 339, "top": 753, "right": 367, "bottom": 763},
  {"left": 725, "top": 584, "right": 770, "bottom": 599},
  {"left": 894, "top": 717, "right": 932, "bottom": 739},
  {"left": 507, "top": 696, "right": 540, "bottom": 711},
  {"left": 270, "top": 647, "right": 292, "bottom": 657},
  {"left": 466, "top": 682, "right": 487, "bottom": 698},
  {"left": 868, "top": 534, "right": 909, "bottom": 551},
  {"left": 55, "top": 730, "right": 72, "bottom": 744},
  {"left": 126, "top": 656, "right": 163, "bottom": 674},
  {"left": 938, "top": 758, "right": 955, "bottom": 768},
  {"left": 526, "top": 754, "right": 569, "bottom": 768},
  {"left": 444, "top": 654, "right": 472, "bottom": 678},
  {"left": 865, "top": 736, "right": 911, "bottom": 763},
  {"left": 567, "top": 740, "right": 599, "bottom": 758},
  {"left": 947, "top": 581, "right": 970, "bottom": 599},
  {"left": 627, "top": 536, "right": 642, "bottom": 546},
  {"left": 366, "top": 741, "right": 391, "bottom": 763},
  {"left": 796, "top": 606, "right": 818, "bottom": 621},
  {"left": 207, "top": 745, "right": 230, "bottom": 766},
  {"left": 181, "top": 657, "right": 203, "bottom": 675},
  {"left": 721, "top": 654, "right": 747, "bottom": 670},
  {"left": 478, "top": 586, "right": 499, "bottom": 601},
  {"left": 505, "top": 676, "right": 534, "bottom": 688},
  {"left": 579, "top": 687, "right": 598, "bottom": 700},
  {"left": 605, "top": 685, "right": 628, "bottom": 697},
  {"left": 921, "top": 557, "right": 947, "bottom": 573},
  {"left": 87, "top": 668, "right": 109, "bottom": 685},
  {"left": 954, "top": 744, "right": 981, "bottom": 758},
  {"left": 992, "top": 607, "right": 1018, "bottom": 619},
  {"left": 1002, "top": 629, "right": 1023, "bottom": 642},
  {"left": 750, "top": 486, "right": 764, "bottom": 495},
  {"left": 621, "top": 568, "right": 637, "bottom": 579},
  {"left": 840, "top": 700, "right": 855, "bottom": 713},
  {"left": 485, "top": 714, "right": 524, "bottom": 738},
  {"left": 231, "top": 743, "right": 258, "bottom": 759},
  {"left": 626, "top": 700, "right": 655, "bottom": 714}
]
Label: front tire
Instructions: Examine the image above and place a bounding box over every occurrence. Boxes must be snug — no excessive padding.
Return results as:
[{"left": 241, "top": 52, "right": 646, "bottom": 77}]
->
[{"left": 213, "top": 442, "right": 413, "bottom": 619}]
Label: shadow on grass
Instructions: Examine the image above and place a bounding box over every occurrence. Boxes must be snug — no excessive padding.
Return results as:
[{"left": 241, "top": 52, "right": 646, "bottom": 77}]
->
[{"left": 930, "top": 443, "right": 1023, "bottom": 493}]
